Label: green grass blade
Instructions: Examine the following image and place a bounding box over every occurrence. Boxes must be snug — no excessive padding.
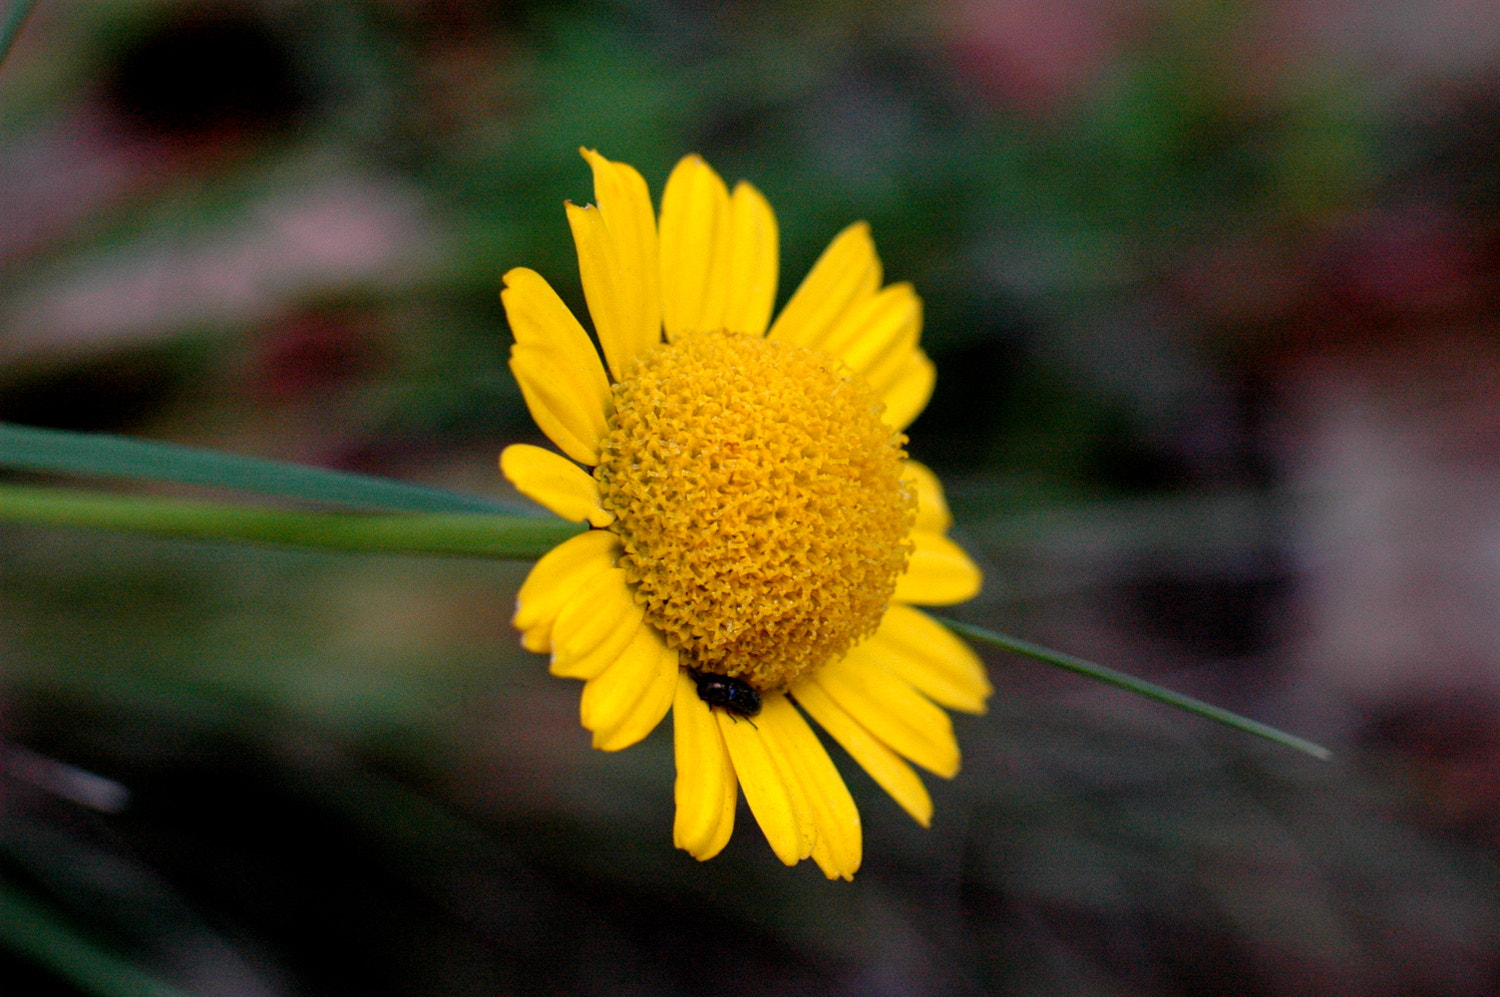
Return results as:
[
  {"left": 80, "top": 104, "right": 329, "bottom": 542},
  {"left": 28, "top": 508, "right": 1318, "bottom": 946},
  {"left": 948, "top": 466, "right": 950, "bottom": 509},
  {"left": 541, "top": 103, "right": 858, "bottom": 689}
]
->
[
  {"left": 938, "top": 617, "right": 1332, "bottom": 760},
  {"left": 0, "top": 422, "right": 521, "bottom": 513},
  {"left": 0, "top": 0, "right": 36, "bottom": 71},
  {"left": 0, "top": 484, "right": 583, "bottom": 559},
  {"left": 0, "top": 875, "right": 190, "bottom": 997}
]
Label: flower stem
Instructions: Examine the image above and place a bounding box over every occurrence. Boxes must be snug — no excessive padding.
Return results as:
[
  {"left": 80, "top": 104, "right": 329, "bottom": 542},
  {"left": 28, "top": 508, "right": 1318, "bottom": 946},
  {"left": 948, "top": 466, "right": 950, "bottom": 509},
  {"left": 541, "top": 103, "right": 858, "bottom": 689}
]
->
[
  {"left": 938, "top": 617, "right": 1331, "bottom": 761},
  {"left": 0, "top": 484, "right": 583, "bottom": 559}
]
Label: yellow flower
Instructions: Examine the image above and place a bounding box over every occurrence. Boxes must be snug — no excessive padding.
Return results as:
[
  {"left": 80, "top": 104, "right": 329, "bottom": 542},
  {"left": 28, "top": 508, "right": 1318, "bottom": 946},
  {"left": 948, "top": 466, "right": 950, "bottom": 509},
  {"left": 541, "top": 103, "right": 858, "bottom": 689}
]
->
[{"left": 500, "top": 149, "right": 990, "bottom": 880}]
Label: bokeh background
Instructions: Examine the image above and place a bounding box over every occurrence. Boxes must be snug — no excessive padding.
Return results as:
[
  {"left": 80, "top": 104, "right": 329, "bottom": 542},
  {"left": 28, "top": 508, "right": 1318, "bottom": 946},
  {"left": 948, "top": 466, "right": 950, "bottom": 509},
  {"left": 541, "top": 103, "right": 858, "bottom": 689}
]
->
[{"left": 3, "top": 1, "right": 1500, "bottom": 994}]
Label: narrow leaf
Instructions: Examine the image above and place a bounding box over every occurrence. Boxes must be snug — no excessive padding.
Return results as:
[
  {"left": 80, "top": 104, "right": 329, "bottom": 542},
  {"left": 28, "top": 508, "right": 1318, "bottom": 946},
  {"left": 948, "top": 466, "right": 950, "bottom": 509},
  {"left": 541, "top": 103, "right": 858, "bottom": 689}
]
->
[
  {"left": 0, "top": 422, "right": 521, "bottom": 514},
  {"left": 0, "top": 0, "right": 36, "bottom": 70},
  {"left": 938, "top": 618, "right": 1331, "bottom": 760},
  {"left": 0, "top": 875, "right": 190, "bottom": 997}
]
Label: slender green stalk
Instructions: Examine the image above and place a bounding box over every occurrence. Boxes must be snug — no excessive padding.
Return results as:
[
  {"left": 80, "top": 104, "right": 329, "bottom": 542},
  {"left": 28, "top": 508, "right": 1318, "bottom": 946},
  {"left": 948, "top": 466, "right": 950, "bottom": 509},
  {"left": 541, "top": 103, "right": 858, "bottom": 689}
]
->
[
  {"left": 939, "top": 617, "right": 1331, "bottom": 760},
  {"left": 0, "top": 0, "right": 36, "bottom": 71},
  {"left": 0, "top": 875, "right": 189, "bottom": 997},
  {"left": 0, "top": 484, "right": 582, "bottom": 559}
]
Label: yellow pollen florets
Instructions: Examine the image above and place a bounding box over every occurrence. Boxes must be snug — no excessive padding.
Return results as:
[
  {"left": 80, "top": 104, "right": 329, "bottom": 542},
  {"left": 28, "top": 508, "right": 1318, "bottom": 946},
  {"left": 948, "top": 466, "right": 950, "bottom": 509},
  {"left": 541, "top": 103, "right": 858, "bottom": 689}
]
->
[{"left": 594, "top": 330, "right": 916, "bottom": 692}]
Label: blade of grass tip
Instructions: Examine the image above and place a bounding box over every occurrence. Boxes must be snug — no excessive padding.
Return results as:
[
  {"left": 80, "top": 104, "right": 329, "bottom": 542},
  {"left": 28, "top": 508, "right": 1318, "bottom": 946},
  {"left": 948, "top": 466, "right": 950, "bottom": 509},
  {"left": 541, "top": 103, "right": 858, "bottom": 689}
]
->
[
  {"left": 0, "top": 0, "right": 36, "bottom": 72},
  {"left": 938, "top": 617, "right": 1331, "bottom": 761},
  {"left": 0, "top": 422, "right": 524, "bottom": 514},
  {"left": 0, "top": 484, "right": 584, "bottom": 559},
  {"left": 0, "top": 874, "right": 191, "bottom": 997}
]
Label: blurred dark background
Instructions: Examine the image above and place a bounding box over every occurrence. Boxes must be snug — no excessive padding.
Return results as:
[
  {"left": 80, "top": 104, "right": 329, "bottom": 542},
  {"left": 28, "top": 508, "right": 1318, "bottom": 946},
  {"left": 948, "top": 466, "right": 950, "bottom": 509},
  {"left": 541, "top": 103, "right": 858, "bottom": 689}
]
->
[{"left": 2, "top": 1, "right": 1499, "bottom": 994}]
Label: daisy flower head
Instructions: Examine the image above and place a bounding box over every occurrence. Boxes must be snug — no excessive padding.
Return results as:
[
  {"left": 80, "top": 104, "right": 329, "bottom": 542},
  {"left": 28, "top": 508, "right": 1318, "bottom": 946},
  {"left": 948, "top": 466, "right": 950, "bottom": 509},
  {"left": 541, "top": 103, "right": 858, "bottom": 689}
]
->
[{"left": 500, "top": 149, "right": 990, "bottom": 880}]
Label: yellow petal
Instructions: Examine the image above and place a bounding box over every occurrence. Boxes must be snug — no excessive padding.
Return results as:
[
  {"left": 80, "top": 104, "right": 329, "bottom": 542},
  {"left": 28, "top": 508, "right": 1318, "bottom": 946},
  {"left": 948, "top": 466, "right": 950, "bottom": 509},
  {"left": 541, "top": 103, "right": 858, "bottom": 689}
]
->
[
  {"left": 878, "top": 349, "right": 936, "bottom": 431},
  {"left": 501, "top": 268, "right": 612, "bottom": 464},
  {"left": 794, "top": 679, "right": 933, "bottom": 827},
  {"left": 579, "top": 626, "right": 677, "bottom": 751},
  {"left": 590, "top": 633, "right": 678, "bottom": 752},
  {"left": 718, "top": 697, "right": 815, "bottom": 865},
  {"left": 869, "top": 604, "right": 992, "bottom": 714},
  {"left": 722, "top": 182, "right": 778, "bottom": 336},
  {"left": 499, "top": 444, "right": 613, "bottom": 527},
  {"left": 672, "top": 671, "right": 739, "bottom": 860},
  {"left": 574, "top": 149, "right": 662, "bottom": 378},
  {"left": 766, "top": 221, "right": 881, "bottom": 350},
  {"left": 513, "top": 529, "right": 619, "bottom": 652},
  {"left": 763, "top": 695, "right": 862, "bottom": 880},
  {"left": 852, "top": 291, "right": 921, "bottom": 395},
  {"left": 813, "top": 648, "right": 960, "bottom": 778},
  {"left": 659, "top": 154, "right": 733, "bottom": 340},
  {"left": 903, "top": 460, "right": 952, "bottom": 533},
  {"left": 893, "top": 529, "right": 983, "bottom": 606},
  {"left": 549, "top": 567, "right": 643, "bottom": 679},
  {"left": 565, "top": 204, "right": 634, "bottom": 379},
  {"left": 556, "top": 619, "right": 643, "bottom": 682},
  {"left": 507, "top": 346, "right": 605, "bottom": 465},
  {"left": 819, "top": 282, "right": 920, "bottom": 385}
]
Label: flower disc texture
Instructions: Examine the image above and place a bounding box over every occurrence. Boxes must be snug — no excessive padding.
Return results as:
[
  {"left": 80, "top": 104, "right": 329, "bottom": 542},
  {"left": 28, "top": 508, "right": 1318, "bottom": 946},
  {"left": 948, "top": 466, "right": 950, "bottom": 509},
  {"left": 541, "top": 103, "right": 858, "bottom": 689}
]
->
[{"left": 501, "top": 149, "right": 989, "bottom": 880}]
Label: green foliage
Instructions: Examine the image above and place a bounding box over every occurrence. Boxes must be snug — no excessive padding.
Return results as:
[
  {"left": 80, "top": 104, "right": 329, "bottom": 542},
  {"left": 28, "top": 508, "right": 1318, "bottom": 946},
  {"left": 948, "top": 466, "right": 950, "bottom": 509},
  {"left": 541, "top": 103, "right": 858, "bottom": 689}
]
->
[{"left": 0, "top": 422, "right": 523, "bottom": 513}]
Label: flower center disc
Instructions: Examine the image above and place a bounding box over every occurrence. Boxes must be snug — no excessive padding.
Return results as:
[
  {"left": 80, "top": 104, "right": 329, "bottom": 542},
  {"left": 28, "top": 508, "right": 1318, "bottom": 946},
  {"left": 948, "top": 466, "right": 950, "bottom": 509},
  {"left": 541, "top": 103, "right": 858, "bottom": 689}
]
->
[{"left": 595, "top": 331, "right": 916, "bottom": 692}]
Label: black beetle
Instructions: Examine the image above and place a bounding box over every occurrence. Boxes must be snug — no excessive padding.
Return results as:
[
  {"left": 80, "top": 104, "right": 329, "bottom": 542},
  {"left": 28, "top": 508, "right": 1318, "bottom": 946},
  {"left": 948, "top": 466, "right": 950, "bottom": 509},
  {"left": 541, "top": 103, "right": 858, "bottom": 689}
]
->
[{"left": 688, "top": 668, "right": 762, "bottom": 719}]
